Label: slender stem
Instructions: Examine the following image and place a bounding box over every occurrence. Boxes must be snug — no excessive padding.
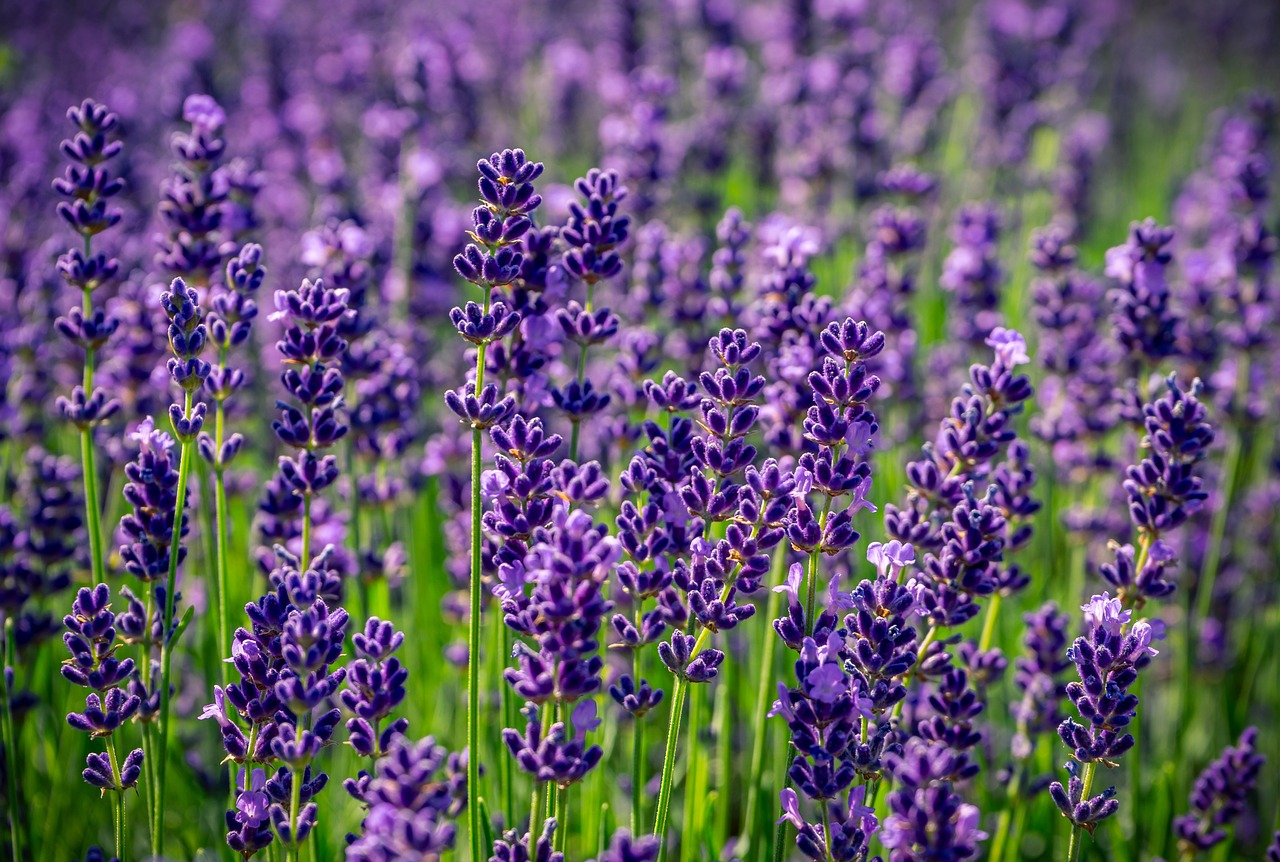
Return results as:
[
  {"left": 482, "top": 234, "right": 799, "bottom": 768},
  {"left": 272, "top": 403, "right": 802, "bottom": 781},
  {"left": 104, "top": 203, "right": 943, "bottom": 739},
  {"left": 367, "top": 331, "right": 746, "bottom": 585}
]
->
[
  {"left": 468, "top": 422, "right": 484, "bottom": 862},
  {"left": 1066, "top": 762, "right": 1097, "bottom": 862},
  {"left": 501, "top": 628, "right": 517, "bottom": 834},
  {"left": 140, "top": 585, "right": 158, "bottom": 848},
  {"left": 288, "top": 763, "right": 302, "bottom": 862},
  {"left": 155, "top": 391, "right": 195, "bottom": 857},
  {"left": 772, "top": 810, "right": 789, "bottom": 862},
  {"left": 652, "top": 678, "right": 688, "bottom": 862},
  {"left": 681, "top": 683, "right": 704, "bottom": 862},
  {"left": 630, "top": 584, "right": 646, "bottom": 834},
  {"left": 529, "top": 781, "right": 542, "bottom": 837},
  {"left": 300, "top": 491, "right": 313, "bottom": 572},
  {"left": 555, "top": 783, "right": 569, "bottom": 854},
  {"left": 2, "top": 621, "right": 21, "bottom": 862},
  {"left": 78, "top": 257, "right": 108, "bottom": 588},
  {"left": 214, "top": 401, "right": 231, "bottom": 681},
  {"left": 631, "top": 713, "right": 644, "bottom": 834},
  {"left": 568, "top": 421, "right": 582, "bottom": 469},
  {"left": 988, "top": 771, "right": 1021, "bottom": 861},
  {"left": 467, "top": 300, "right": 490, "bottom": 862},
  {"left": 742, "top": 547, "right": 787, "bottom": 855},
  {"left": 106, "top": 735, "right": 126, "bottom": 860},
  {"left": 1194, "top": 423, "right": 1243, "bottom": 628},
  {"left": 979, "top": 592, "right": 1003, "bottom": 653},
  {"left": 81, "top": 427, "right": 106, "bottom": 585},
  {"left": 820, "top": 805, "right": 833, "bottom": 862},
  {"left": 567, "top": 283, "right": 593, "bottom": 462}
]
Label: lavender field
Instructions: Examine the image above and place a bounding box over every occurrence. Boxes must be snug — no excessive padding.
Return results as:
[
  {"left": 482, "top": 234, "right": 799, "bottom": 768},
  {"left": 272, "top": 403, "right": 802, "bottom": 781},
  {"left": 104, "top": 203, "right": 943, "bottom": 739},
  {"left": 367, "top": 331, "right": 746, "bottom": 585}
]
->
[{"left": 2, "top": 0, "right": 1279, "bottom": 860}]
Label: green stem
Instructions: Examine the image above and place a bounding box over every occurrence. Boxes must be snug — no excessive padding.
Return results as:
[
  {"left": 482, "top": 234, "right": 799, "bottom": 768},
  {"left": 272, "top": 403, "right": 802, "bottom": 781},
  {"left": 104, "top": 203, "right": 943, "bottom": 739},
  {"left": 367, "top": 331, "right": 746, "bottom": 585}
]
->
[
  {"left": 742, "top": 548, "right": 787, "bottom": 856},
  {"left": 502, "top": 628, "right": 517, "bottom": 835},
  {"left": 1193, "top": 424, "right": 1243, "bottom": 632},
  {"left": 288, "top": 763, "right": 302, "bottom": 862},
  {"left": 81, "top": 427, "right": 106, "bottom": 585},
  {"left": 529, "top": 781, "right": 543, "bottom": 844},
  {"left": 214, "top": 401, "right": 231, "bottom": 684},
  {"left": 988, "top": 772, "right": 1021, "bottom": 862},
  {"left": 681, "top": 684, "right": 704, "bottom": 862},
  {"left": 2, "top": 621, "right": 21, "bottom": 862},
  {"left": 979, "top": 592, "right": 1002, "bottom": 653},
  {"left": 631, "top": 713, "right": 644, "bottom": 835},
  {"left": 1066, "top": 762, "right": 1097, "bottom": 862},
  {"left": 78, "top": 269, "right": 107, "bottom": 588},
  {"left": 155, "top": 391, "right": 195, "bottom": 857},
  {"left": 652, "top": 678, "right": 688, "bottom": 862},
  {"left": 568, "top": 420, "right": 582, "bottom": 467},
  {"left": 106, "top": 735, "right": 126, "bottom": 860},
  {"left": 300, "top": 491, "right": 313, "bottom": 572},
  {"left": 467, "top": 305, "right": 490, "bottom": 862},
  {"left": 555, "top": 784, "right": 569, "bottom": 854}
]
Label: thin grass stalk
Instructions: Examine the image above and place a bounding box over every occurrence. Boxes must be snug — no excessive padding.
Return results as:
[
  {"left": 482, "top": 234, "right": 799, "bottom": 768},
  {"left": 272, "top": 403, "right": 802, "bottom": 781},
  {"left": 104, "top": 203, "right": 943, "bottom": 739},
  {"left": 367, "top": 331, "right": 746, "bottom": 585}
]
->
[
  {"left": 288, "top": 763, "right": 302, "bottom": 862},
  {"left": 741, "top": 547, "right": 787, "bottom": 857},
  {"left": 467, "top": 302, "right": 490, "bottom": 862},
  {"left": 78, "top": 233, "right": 108, "bottom": 589},
  {"left": 652, "top": 677, "right": 688, "bottom": 862},
  {"left": 2, "top": 620, "right": 21, "bottom": 862},
  {"left": 631, "top": 626, "right": 644, "bottom": 833},
  {"left": 680, "top": 684, "right": 704, "bottom": 862},
  {"left": 155, "top": 390, "right": 195, "bottom": 856},
  {"left": 105, "top": 734, "right": 126, "bottom": 859}
]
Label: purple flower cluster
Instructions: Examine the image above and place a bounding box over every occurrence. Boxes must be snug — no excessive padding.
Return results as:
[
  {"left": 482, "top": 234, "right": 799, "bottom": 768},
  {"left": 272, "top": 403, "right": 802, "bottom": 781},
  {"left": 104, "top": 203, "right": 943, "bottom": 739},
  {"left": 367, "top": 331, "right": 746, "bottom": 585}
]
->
[
  {"left": 53, "top": 99, "right": 124, "bottom": 435},
  {"left": 200, "top": 244, "right": 265, "bottom": 472},
  {"left": 1028, "top": 225, "right": 1119, "bottom": 474},
  {"left": 939, "top": 203, "right": 1003, "bottom": 350},
  {"left": 201, "top": 567, "right": 350, "bottom": 857},
  {"left": 61, "top": 584, "right": 145, "bottom": 794},
  {"left": 1009, "top": 603, "right": 1072, "bottom": 760},
  {"left": 1173, "top": 727, "right": 1265, "bottom": 855},
  {"left": 1049, "top": 592, "right": 1163, "bottom": 832},
  {"left": 880, "top": 738, "right": 986, "bottom": 861},
  {"left": 501, "top": 508, "right": 617, "bottom": 784},
  {"left": 155, "top": 94, "right": 232, "bottom": 283},
  {"left": 345, "top": 735, "right": 466, "bottom": 861},
  {"left": 264, "top": 276, "right": 352, "bottom": 573},
  {"left": 1098, "top": 375, "right": 1214, "bottom": 605}
]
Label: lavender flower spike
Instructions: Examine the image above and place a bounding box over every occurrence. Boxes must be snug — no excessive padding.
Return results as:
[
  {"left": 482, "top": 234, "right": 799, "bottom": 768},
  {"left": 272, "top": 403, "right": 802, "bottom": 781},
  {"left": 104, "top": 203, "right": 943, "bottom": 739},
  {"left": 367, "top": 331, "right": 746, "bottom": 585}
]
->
[{"left": 1173, "top": 728, "right": 1265, "bottom": 855}]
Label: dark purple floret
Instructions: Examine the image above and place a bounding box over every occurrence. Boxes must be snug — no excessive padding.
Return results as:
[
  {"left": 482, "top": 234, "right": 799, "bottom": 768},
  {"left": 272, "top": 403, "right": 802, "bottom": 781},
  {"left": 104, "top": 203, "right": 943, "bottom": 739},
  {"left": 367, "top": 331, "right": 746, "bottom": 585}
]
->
[
  {"left": 588, "top": 830, "right": 662, "bottom": 862},
  {"left": 1049, "top": 759, "right": 1119, "bottom": 836},
  {"left": 1106, "top": 218, "right": 1180, "bottom": 364},
  {"left": 342, "top": 617, "right": 410, "bottom": 759},
  {"left": 156, "top": 94, "right": 233, "bottom": 283},
  {"left": 881, "top": 738, "right": 986, "bottom": 860},
  {"left": 1010, "top": 603, "right": 1071, "bottom": 759},
  {"left": 489, "top": 818, "right": 565, "bottom": 862},
  {"left": 118, "top": 418, "right": 186, "bottom": 587},
  {"left": 345, "top": 735, "right": 466, "bottom": 861},
  {"left": 1173, "top": 727, "right": 1266, "bottom": 854},
  {"left": 54, "top": 99, "right": 125, "bottom": 239}
]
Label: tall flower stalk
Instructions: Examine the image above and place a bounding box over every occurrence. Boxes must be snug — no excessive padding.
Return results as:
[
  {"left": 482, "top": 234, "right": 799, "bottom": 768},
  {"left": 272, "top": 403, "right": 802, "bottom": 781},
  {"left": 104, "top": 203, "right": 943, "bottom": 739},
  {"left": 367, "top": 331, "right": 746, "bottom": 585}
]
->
[
  {"left": 52, "top": 99, "right": 126, "bottom": 588},
  {"left": 154, "top": 279, "right": 209, "bottom": 854},
  {"left": 651, "top": 328, "right": 779, "bottom": 860},
  {"left": 200, "top": 244, "right": 265, "bottom": 691},
  {"left": 556, "top": 168, "right": 629, "bottom": 460},
  {"left": 150, "top": 95, "right": 231, "bottom": 854},
  {"left": 446, "top": 148, "right": 543, "bottom": 860},
  {"left": 61, "top": 584, "right": 145, "bottom": 860},
  {"left": 1053, "top": 375, "right": 1214, "bottom": 860}
]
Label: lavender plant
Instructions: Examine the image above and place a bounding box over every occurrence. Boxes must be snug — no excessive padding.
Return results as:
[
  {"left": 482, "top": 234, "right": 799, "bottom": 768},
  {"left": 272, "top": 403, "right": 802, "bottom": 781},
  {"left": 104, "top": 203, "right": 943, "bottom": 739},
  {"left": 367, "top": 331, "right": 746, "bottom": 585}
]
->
[{"left": 2, "top": 6, "right": 1279, "bottom": 861}]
